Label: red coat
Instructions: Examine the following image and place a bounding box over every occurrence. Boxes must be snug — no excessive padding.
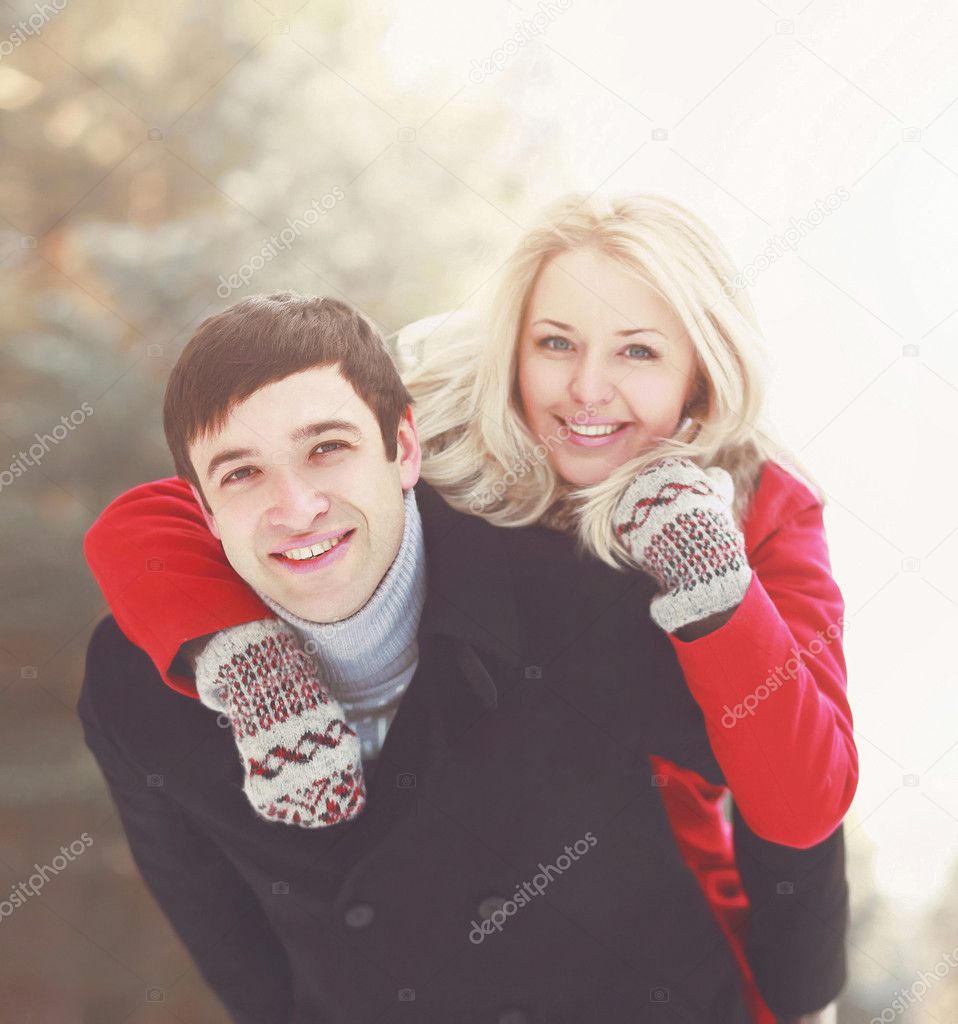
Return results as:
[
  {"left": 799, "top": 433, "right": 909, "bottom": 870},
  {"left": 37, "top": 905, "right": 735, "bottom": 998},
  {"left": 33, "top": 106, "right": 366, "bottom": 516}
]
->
[
  {"left": 650, "top": 462, "right": 856, "bottom": 1023},
  {"left": 84, "top": 460, "right": 856, "bottom": 1024}
]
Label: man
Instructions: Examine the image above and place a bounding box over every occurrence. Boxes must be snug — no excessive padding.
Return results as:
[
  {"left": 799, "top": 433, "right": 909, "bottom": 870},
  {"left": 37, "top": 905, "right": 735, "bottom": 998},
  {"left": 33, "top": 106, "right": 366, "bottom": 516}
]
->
[{"left": 79, "top": 294, "right": 846, "bottom": 1023}]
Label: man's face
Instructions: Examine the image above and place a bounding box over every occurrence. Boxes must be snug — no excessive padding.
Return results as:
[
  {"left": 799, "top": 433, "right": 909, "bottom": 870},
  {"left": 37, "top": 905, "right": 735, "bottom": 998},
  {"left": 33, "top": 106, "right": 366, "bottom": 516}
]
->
[{"left": 188, "top": 365, "right": 420, "bottom": 622}]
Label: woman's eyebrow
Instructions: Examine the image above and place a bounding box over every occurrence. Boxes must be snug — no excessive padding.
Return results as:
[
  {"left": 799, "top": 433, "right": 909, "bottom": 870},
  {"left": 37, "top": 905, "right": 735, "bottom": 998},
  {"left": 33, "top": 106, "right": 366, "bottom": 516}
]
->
[
  {"left": 532, "top": 318, "right": 578, "bottom": 333},
  {"left": 617, "top": 327, "right": 666, "bottom": 338},
  {"left": 531, "top": 318, "right": 665, "bottom": 340}
]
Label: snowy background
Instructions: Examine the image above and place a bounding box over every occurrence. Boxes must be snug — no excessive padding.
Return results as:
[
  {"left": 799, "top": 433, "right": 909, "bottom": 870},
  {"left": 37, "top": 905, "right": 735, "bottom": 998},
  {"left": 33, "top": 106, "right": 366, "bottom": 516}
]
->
[{"left": 1, "top": 1, "right": 956, "bottom": 1020}]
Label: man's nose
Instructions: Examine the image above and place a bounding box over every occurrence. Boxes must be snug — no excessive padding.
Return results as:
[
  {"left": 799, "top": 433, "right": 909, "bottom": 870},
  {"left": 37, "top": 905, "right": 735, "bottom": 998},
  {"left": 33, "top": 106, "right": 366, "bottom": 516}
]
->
[
  {"left": 569, "top": 355, "right": 615, "bottom": 406},
  {"left": 265, "top": 469, "right": 331, "bottom": 530}
]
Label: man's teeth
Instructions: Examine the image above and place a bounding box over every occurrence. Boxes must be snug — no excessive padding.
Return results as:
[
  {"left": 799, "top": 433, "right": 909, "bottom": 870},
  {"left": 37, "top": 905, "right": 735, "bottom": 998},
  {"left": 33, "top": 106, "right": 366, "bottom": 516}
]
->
[
  {"left": 567, "top": 422, "right": 625, "bottom": 437},
  {"left": 280, "top": 534, "right": 346, "bottom": 560}
]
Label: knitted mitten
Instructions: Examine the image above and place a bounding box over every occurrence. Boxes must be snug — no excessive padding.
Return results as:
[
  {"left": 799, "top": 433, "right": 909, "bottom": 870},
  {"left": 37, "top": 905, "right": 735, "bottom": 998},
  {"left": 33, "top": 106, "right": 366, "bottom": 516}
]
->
[
  {"left": 194, "top": 618, "right": 366, "bottom": 827},
  {"left": 612, "top": 457, "right": 753, "bottom": 634}
]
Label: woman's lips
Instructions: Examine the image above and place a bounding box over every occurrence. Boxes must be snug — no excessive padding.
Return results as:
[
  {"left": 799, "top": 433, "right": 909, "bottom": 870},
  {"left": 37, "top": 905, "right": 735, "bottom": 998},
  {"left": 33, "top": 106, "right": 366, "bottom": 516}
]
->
[{"left": 555, "top": 416, "right": 633, "bottom": 449}]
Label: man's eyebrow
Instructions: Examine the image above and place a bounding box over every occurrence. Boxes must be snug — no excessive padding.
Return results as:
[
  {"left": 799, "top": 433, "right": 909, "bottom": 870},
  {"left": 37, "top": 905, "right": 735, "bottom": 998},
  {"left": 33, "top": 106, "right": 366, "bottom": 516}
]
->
[
  {"left": 288, "top": 419, "right": 362, "bottom": 445},
  {"left": 205, "top": 447, "right": 259, "bottom": 483},
  {"left": 204, "top": 420, "right": 363, "bottom": 482},
  {"left": 531, "top": 318, "right": 666, "bottom": 339}
]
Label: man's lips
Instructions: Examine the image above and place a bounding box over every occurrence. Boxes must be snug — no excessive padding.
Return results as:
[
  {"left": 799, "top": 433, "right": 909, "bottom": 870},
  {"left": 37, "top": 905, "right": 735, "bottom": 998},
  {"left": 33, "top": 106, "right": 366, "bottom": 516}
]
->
[
  {"left": 269, "top": 529, "right": 356, "bottom": 574},
  {"left": 271, "top": 528, "right": 354, "bottom": 556}
]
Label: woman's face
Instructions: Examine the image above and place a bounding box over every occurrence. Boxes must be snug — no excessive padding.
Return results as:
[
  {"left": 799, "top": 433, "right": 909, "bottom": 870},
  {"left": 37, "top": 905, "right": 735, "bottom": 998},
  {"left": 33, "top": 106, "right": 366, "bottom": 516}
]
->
[{"left": 517, "top": 247, "right": 699, "bottom": 488}]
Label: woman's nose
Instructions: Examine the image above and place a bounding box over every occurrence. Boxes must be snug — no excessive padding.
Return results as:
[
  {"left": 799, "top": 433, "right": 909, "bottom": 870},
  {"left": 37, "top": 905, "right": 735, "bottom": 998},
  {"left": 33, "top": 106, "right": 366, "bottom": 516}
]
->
[{"left": 569, "top": 357, "right": 615, "bottom": 406}]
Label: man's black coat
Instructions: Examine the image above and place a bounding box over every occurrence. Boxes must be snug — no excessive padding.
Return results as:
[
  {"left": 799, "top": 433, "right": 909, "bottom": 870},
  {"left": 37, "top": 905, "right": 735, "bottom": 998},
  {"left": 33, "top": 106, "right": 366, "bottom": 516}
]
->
[{"left": 78, "top": 482, "right": 847, "bottom": 1024}]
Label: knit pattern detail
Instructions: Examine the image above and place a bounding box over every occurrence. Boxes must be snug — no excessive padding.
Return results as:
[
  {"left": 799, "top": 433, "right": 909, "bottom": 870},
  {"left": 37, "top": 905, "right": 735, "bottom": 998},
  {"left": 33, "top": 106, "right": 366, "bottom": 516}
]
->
[
  {"left": 249, "top": 719, "right": 358, "bottom": 779},
  {"left": 615, "top": 476, "right": 719, "bottom": 537},
  {"left": 613, "top": 457, "right": 753, "bottom": 634},
  {"left": 218, "top": 630, "right": 333, "bottom": 738},
  {"left": 265, "top": 765, "right": 366, "bottom": 826},
  {"left": 195, "top": 619, "right": 366, "bottom": 828},
  {"left": 643, "top": 508, "right": 747, "bottom": 594}
]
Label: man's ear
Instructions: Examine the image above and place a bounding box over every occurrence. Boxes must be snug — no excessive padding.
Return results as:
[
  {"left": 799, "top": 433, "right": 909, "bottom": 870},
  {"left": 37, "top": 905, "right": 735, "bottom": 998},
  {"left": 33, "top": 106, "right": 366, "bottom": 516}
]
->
[
  {"left": 397, "top": 404, "right": 422, "bottom": 491},
  {"left": 188, "top": 483, "right": 221, "bottom": 539}
]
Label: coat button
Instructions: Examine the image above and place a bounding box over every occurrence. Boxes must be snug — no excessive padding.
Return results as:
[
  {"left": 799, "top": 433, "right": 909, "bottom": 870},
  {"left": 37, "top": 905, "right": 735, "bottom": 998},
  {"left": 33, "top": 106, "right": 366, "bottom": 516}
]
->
[
  {"left": 497, "top": 1011, "right": 530, "bottom": 1024},
  {"left": 344, "top": 902, "right": 375, "bottom": 929},
  {"left": 477, "top": 895, "right": 507, "bottom": 920}
]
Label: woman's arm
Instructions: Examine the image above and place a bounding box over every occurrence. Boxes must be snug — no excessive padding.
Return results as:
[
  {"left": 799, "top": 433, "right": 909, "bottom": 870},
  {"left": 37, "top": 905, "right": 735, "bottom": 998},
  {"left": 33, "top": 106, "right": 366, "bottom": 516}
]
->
[
  {"left": 668, "top": 498, "right": 857, "bottom": 848},
  {"left": 83, "top": 477, "right": 273, "bottom": 697}
]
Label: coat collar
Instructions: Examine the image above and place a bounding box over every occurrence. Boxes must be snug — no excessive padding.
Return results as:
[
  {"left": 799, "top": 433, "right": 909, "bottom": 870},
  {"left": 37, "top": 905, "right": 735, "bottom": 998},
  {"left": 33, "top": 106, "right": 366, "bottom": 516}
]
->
[{"left": 413, "top": 482, "right": 522, "bottom": 670}]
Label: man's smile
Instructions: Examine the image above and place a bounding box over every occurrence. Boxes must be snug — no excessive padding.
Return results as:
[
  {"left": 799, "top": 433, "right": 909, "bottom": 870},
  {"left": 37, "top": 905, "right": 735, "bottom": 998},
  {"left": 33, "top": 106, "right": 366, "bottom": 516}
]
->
[{"left": 269, "top": 528, "right": 355, "bottom": 573}]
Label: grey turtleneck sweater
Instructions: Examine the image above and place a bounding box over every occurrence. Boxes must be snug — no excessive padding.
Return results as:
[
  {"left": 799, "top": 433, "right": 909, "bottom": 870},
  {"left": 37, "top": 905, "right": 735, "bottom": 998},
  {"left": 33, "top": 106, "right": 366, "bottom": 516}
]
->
[{"left": 254, "top": 487, "right": 426, "bottom": 761}]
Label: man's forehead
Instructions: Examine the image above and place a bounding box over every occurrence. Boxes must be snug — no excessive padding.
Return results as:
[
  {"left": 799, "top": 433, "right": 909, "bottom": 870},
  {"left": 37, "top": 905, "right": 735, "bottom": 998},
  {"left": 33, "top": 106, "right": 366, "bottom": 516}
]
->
[
  {"left": 234, "top": 366, "right": 366, "bottom": 420},
  {"left": 189, "top": 366, "right": 372, "bottom": 460},
  {"left": 249, "top": 364, "right": 361, "bottom": 404}
]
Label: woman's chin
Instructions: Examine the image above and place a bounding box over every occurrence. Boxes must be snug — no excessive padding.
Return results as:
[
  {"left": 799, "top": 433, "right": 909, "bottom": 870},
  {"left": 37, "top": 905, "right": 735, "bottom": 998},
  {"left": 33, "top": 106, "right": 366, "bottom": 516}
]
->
[{"left": 553, "top": 455, "right": 628, "bottom": 488}]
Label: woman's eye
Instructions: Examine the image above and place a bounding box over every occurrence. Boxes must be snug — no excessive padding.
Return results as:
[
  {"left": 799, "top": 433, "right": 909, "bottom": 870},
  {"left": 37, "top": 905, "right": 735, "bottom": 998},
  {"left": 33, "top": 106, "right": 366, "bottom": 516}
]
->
[
  {"left": 538, "top": 335, "right": 573, "bottom": 352},
  {"left": 624, "top": 344, "right": 656, "bottom": 360}
]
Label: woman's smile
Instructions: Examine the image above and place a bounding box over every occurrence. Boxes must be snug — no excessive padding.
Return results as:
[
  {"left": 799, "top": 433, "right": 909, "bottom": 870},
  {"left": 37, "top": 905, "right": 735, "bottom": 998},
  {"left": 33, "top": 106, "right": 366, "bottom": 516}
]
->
[{"left": 555, "top": 415, "right": 634, "bottom": 448}]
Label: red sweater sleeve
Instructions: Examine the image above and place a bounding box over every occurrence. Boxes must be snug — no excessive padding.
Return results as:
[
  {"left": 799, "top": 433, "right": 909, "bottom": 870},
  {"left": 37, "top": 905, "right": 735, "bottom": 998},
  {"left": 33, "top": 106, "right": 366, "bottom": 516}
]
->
[
  {"left": 83, "top": 477, "right": 273, "bottom": 698},
  {"left": 667, "top": 463, "right": 858, "bottom": 848}
]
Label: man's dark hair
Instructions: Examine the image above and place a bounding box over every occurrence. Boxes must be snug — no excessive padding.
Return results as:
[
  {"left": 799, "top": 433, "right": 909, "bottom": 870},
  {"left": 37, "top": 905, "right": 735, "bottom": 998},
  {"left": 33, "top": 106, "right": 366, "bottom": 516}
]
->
[{"left": 163, "top": 292, "right": 412, "bottom": 510}]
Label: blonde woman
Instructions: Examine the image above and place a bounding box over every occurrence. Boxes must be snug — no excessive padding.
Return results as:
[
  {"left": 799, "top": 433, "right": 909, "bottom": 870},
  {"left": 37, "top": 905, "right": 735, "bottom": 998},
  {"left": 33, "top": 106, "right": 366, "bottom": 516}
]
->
[
  {"left": 84, "top": 196, "right": 852, "bottom": 1024},
  {"left": 400, "top": 194, "right": 853, "bottom": 1024}
]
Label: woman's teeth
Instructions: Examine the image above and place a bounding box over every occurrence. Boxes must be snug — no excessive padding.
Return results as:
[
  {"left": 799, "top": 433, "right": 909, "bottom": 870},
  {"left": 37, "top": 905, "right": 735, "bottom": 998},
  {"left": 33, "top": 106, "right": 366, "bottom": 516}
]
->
[
  {"left": 280, "top": 534, "right": 346, "bottom": 561},
  {"left": 567, "top": 422, "right": 626, "bottom": 437}
]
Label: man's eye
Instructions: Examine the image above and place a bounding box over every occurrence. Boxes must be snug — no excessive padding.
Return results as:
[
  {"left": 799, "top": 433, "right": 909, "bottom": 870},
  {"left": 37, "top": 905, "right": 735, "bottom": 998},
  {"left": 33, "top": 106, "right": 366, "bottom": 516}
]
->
[
  {"left": 221, "top": 442, "right": 349, "bottom": 486},
  {"left": 222, "top": 466, "right": 255, "bottom": 485},
  {"left": 312, "top": 441, "right": 349, "bottom": 456}
]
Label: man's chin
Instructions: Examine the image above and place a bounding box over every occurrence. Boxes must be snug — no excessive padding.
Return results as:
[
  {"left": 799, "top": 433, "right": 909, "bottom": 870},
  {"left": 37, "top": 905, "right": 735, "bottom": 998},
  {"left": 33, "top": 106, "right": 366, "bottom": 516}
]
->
[
  {"left": 266, "top": 578, "right": 367, "bottom": 626},
  {"left": 266, "top": 584, "right": 339, "bottom": 624}
]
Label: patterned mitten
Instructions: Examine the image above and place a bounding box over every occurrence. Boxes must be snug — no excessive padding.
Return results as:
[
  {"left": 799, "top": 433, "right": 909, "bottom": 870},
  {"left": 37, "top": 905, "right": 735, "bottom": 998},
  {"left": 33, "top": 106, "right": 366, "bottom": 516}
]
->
[
  {"left": 612, "top": 457, "right": 753, "bottom": 634},
  {"left": 194, "top": 618, "right": 366, "bottom": 827}
]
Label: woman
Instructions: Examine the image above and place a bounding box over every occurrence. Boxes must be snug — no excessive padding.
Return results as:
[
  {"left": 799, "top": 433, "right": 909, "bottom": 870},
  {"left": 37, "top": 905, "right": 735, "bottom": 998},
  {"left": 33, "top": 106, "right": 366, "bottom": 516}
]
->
[
  {"left": 399, "top": 195, "right": 855, "bottom": 1024},
  {"left": 85, "top": 194, "right": 853, "bottom": 1024},
  {"left": 401, "top": 193, "right": 855, "bottom": 850}
]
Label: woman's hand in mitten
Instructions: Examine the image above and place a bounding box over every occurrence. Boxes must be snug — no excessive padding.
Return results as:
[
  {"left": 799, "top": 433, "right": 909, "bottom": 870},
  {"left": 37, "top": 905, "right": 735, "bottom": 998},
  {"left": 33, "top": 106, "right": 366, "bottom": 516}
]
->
[
  {"left": 194, "top": 618, "right": 366, "bottom": 827},
  {"left": 611, "top": 457, "right": 752, "bottom": 636}
]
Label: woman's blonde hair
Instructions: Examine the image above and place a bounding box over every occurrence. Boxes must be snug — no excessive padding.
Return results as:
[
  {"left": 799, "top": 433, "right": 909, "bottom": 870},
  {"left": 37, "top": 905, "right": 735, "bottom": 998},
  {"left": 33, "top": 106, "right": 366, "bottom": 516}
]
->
[{"left": 397, "top": 192, "right": 824, "bottom": 569}]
